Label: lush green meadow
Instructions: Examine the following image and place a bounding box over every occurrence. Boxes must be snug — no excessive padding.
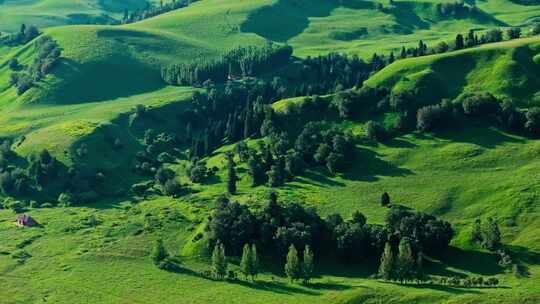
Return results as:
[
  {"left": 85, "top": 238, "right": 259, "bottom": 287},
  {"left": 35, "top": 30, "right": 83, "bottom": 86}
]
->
[{"left": 0, "top": 0, "right": 540, "bottom": 303}]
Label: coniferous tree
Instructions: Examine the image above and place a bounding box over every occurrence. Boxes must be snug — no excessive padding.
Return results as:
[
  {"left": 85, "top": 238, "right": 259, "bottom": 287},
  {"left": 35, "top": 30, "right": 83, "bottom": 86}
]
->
[
  {"left": 226, "top": 153, "right": 237, "bottom": 194},
  {"left": 397, "top": 237, "right": 415, "bottom": 283},
  {"left": 285, "top": 244, "right": 302, "bottom": 282},
  {"left": 251, "top": 244, "right": 259, "bottom": 279},
  {"left": 378, "top": 242, "right": 395, "bottom": 281},
  {"left": 482, "top": 217, "right": 501, "bottom": 250},
  {"left": 381, "top": 192, "right": 391, "bottom": 207},
  {"left": 240, "top": 243, "right": 253, "bottom": 280},
  {"left": 302, "top": 245, "right": 314, "bottom": 284},
  {"left": 455, "top": 34, "right": 464, "bottom": 50},
  {"left": 212, "top": 241, "right": 228, "bottom": 279},
  {"left": 151, "top": 239, "right": 169, "bottom": 265},
  {"left": 471, "top": 218, "right": 483, "bottom": 244}
]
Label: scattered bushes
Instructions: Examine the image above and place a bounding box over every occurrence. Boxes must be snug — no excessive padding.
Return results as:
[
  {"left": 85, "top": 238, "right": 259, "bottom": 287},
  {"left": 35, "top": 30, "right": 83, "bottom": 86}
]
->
[{"left": 10, "top": 36, "right": 62, "bottom": 95}]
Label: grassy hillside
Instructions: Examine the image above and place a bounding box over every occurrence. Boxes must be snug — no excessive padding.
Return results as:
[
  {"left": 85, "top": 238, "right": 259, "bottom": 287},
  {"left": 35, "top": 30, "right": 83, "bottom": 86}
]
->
[
  {"left": 0, "top": 1, "right": 539, "bottom": 303},
  {"left": 0, "top": 0, "right": 168, "bottom": 33},
  {"left": 1, "top": 122, "right": 539, "bottom": 304},
  {"left": 366, "top": 36, "right": 540, "bottom": 106}
]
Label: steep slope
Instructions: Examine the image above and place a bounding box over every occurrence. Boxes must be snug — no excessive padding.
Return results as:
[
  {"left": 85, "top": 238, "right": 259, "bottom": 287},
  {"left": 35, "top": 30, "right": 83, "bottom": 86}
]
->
[{"left": 365, "top": 36, "right": 540, "bottom": 106}]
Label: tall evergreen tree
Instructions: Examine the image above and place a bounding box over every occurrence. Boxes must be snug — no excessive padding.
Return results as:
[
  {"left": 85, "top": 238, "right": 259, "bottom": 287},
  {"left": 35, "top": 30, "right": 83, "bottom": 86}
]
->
[
  {"left": 381, "top": 192, "right": 391, "bottom": 207},
  {"left": 240, "top": 243, "right": 253, "bottom": 280},
  {"left": 212, "top": 241, "right": 228, "bottom": 279},
  {"left": 397, "top": 237, "right": 415, "bottom": 283},
  {"left": 378, "top": 242, "right": 395, "bottom": 281},
  {"left": 251, "top": 244, "right": 259, "bottom": 279},
  {"left": 482, "top": 217, "right": 501, "bottom": 250},
  {"left": 226, "top": 153, "right": 237, "bottom": 195},
  {"left": 285, "top": 244, "right": 302, "bottom": 282},
  {"left": 151, "top": 239, "right": 169, "bottom": 265},
  {"left": 302, "top": 245, "right": 314, "bottom": 284}
]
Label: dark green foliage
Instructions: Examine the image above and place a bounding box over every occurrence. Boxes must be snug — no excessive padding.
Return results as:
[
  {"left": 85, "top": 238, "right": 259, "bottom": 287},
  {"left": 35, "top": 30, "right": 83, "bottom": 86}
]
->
[
  {"left": 484, "top": 29, "right": 504, "bottom": 43},
  {"left": 211, "top": 241, "right": 228, "bottom": 279},
  {"left": 122, "top": 0, "right": 189, "bottom": 24},
  {"left": 396, "top": 237, "right": 415, "bottom": 282},
  {"left": 0, "top": 24, "right": 40, "bottom": 46},
  {"left": 416, "top": 102, "right": 453, "bottom": 131},
  {"left": 525, "top": 107, "right": 540, "bottom": 135},
  {"left": 188, "top": 160, "right": 215, "bottom": 183},
  {"left": 10, "top": 36, "right": 62, "bottom": 95},
  {"left": 302, "top": 245, "right": 314, "bottom": 284},
  {"left": 226, "top": 154, "right": 237, "bottom": 194},
  {"left": 506, "top": 27, "right": 521, "bottom": 40},
  {"left": 381, "top": 192, "right": 390, "bottom": 207},
  {"left": 365, "top": 120, "right": 387, "bottom": 141},
  {"left": 385, "top": 207, "right": 454, "bottom": 255},
  {"left": 162, "top": 44, "right": 293, "bottom": 86},
  {"left": 378, "top": 242, "right": 396, "bottom": 281},
  {"left": 151, "top": 239, "right": 169, "bottom": 265},
  {"left": 240, "top": 244, "right": 258, "bottom": 280},
  {"left": 284, "top": 244, "right": 302, "bottom": 282},
  {"left": 482, "top": 218, "right": 502, "bottom": 251},
  {"left": 461, "top": 93, "right": 500, "bottom": 116}
]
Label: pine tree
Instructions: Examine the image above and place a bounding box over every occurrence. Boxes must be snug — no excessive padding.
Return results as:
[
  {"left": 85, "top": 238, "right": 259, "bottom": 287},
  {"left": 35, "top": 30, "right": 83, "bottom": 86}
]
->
[
  {"left": 415, "top": 251, "right": 424, "bottom": 283},
  {"left": 240, "top": 244, "right": 253, "bottom": 280},
  {"left": 251, "top": 244, "right": 259, "bottom": 280},
  {"left": 397, "top": 237, "right": 415, "bottom": 283},
  {"left": 482, "top": 217, "right": 501, "bottom": 250},
  {"left": 378, "top": 242, "right": 395, "bottom": 281},
  {"left": 471, "top": 218, "right": 483, "bottom": 244},
  {"left": 381, "top": 192, "right": 390, "bottom": 207},
  {"left": 212, "top": 241, "right": 228, "bottom": 279},
  {"left": 285, "top": 244, "right": 302, "bottom": 282},
  {"left": 226, "top": 153, "right": 237, "bottom": 195},
  {"left": 302, "top": 245, "right": 314, "bottom": 284},
  {"left": 151, "top": 239, "right": 169, "bottom": 265}
]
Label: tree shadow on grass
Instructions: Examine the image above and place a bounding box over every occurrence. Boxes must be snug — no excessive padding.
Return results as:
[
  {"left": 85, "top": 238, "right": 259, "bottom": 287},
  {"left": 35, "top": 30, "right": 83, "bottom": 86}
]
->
[
  {"left": 240, "top": 0, "right": 374, "bottom": 42},
  {"left": 435, "top": 124, "right": 525, "bottom": 149},
  {"left": 384, "top": 138, "right": 418, "bottom": 148},
  {"left": 343, "top": 148, "right": 414, "bottom": 182},
  {"left": 442, "top": 247, "right": 504, "bottom": 276},
  {"left": 229, "top": 279, "right": 321, "bottom": 295},
  {"left": 394, "top": 282, "right": 483, "bottom": 295}
]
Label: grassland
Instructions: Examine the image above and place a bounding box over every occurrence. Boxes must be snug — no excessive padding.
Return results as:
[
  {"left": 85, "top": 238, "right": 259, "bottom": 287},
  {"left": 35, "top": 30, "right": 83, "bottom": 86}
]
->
[
  {"left": 0, "top": 0, "right": 540, "bottom": 303},
  {"left": 1, "top": 122, "right": 539, "bottom": 304}
]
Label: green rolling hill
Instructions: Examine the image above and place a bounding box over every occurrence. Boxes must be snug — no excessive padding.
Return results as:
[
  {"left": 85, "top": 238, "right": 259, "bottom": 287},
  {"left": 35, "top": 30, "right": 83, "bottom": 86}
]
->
[{"left": 0, "top": 0, "right": 540, "bottom": 303}]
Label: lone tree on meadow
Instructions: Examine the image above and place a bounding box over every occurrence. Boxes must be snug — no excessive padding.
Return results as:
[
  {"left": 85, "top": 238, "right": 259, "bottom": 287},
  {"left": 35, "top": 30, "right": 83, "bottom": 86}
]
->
[
  {"left": 226, "top": 153, "right": 238, "bottom": 195},
  {"left": 381, "top": 192, "right": 391, "bottom": 207},
  {"left": 151, "top": 239, "right": 169, "bottom": 266},
  {"left": 212, "top": 241, "right": 228, "bottom": 279},
  {"left": 285, "top": 244, "right": 302, "bottom": 282}
]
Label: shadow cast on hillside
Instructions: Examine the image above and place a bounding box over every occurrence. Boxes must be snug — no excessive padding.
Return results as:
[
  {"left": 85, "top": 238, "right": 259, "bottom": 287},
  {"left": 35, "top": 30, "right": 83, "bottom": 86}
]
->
[
  {"left": 442, "top": 247, "right": 504, "bottom": 276},
  {"left": 240, "top": 0, "right": 374, "bottom": 42},
  {"left": 343, "top": 148, "right": 414, "bottom": 182},
  {"left": 435, "top": 124, "right": 525, "bottom": 149}
]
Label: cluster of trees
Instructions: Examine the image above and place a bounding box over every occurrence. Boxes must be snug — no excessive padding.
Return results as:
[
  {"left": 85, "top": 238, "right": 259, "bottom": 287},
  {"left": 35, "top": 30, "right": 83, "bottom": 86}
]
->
[
  {"left": 284, "top": 244, "right": 314, "bottom": 283},
  {"left": 435, "top": 1, "right": 480, "bottom": 18},
  {"left": 471, "top": 217, "right": 502, "bottom": 251},
  {"left": 225, "top": 122, "right": 355, "bottom": 192},
  {"left": 437, "top": 275, "right": 500, "bottom": 287},
  {"left": 10, "top": 36, "right": 62, "bottom": 95},
  {"left": 297, "top": 53, "right": 372, "bottom": 95},
  {"left": 161, "top": 43, "right": 293, "bottom": 86},
  {"left": 206, "top": 193, "right": 454, "bottom": 274},
  {"left": 121, "top": 0, "right": 192, "bottom": 24},
  {"left": 0, "top": 24, "right": 40, "bottom": 46},
  {"left": 414, "top": 93, "right": 540, "bottom": 136}
]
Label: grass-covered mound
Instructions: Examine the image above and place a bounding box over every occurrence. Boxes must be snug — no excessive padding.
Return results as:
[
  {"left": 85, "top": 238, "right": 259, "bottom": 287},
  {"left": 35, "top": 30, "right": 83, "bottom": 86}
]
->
[{"left": 366, "top": 36, "right": 540, "bottom": 106}]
